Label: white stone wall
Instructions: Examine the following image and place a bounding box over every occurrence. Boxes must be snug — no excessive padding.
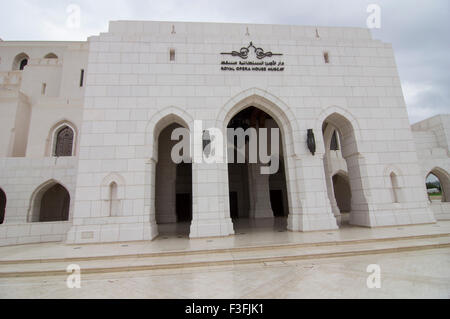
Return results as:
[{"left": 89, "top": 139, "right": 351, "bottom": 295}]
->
[
  {"left": 412, "top": 115, "right": 450, "bottom": 220},
  {"left": 0, "top": 41, "right": 88, "bottom": 158},
  {"left": 67, "top": 21, "right": 436, "bottom": 243},
  {"left": 0, "top": 157, "right": 77, "bottom": 246},
  {"left": 0, "top": 21, "right": 447, "bottom": 246}
]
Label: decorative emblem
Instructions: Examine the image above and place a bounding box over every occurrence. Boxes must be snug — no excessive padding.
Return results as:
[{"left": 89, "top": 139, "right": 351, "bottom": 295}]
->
[{"left": 221, "top": 42, "right": 283, "bottom": 60}]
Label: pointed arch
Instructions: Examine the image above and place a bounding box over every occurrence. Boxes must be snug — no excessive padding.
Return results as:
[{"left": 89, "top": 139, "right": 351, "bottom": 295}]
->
[
  {"left": 321, "top": 109, "right": 372, "bottom": 226},
  {"left": 321, "top": 111, "right": 361, "bottom": 159},
  {"left": 101, "top": 172, "right": 126, "bottom": 200},
  {"left": 28, "top": 179, "right": 71, "bottom": 222},
  {"left": 383, "top": 165, "right": 404, "bottom": 204},
  {"left": 426, "top": 167, "right": 449, "bottom": 202},
  {"left": 101, "top": 173, "right": 126, "bottom": 217},
  {"left": 317, "top": 106, "right": 363, "bottom": 155},
  {"left": 46, "top": 119, "right": 78, "bottom": 157},
  {"left": 12, "top": 52, "right": 29, "bottom": 71},
  {"left": 216, "top": 88, "right": 299, "bottom": 157},
  {"left": 145, "top": 106, "right": 194, "bottom": 161},
  {"left": 218, "top": 89, "right": 300, "bottom": 232}
]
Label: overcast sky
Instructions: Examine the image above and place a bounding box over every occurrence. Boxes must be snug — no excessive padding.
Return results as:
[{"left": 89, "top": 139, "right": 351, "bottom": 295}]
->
[{"left": 0, "top": 0, "right": 448, "bottom": 123}]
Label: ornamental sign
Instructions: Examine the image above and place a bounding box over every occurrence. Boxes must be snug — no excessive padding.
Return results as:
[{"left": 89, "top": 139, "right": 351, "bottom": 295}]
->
[{"left": 220, "top": 42, "right": 285, "bottom": 72}]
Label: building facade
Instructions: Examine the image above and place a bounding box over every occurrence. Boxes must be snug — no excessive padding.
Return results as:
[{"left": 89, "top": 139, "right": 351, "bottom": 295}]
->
[{"left": 0, "top": 21, "right": 448, "bottom": 246}]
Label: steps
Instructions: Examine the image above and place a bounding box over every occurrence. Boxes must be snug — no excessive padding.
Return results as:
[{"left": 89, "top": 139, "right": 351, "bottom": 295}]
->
[{"left": 1, "top": 233, "right": 449, "bottom": 278}]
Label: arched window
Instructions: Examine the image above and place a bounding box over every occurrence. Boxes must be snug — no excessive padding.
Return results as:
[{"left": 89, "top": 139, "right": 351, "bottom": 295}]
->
[
  {"left": 390, "top": 172, "right": 400, "bottom": 203},
  {"left": 54, "top": 126, "right": 74, "bottom": 157},
  {"left": 12, "top": 53, "right": 30, "bottom": 71},
  {"left": 44, "top": 53, "right": 58, "bottom": 59},
  {"left": 0, "top": 188, "right": 6, "bottom": 225},
  {"left": 109, "top": 182, "right": 120, "bottom": 217}
]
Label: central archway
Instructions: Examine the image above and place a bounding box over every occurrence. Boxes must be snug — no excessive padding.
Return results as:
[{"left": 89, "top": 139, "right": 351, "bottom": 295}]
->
[{"left": 222, "top": 94, "right": 296, "bottom": 234}]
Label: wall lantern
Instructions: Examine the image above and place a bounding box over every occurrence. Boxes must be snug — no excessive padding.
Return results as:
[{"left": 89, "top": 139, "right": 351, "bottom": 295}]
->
[
  {"left": 307, "top": 129, "right": 316, "bottom": 156},
  {"left": 203, "top": 130, "right": 212, "bottom": 154}
]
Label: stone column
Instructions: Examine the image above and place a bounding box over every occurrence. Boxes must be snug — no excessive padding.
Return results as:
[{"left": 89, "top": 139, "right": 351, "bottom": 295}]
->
[
  {"left": 189, "top": 162, "right": 235, "bottom": 238},
  {"left": 345, "top": 153, "right": 375, "bottom": 227},
  {"left": 144, "top": 159, "right": 159, "bottom": 240},
  {"left": 287, "top": 154, "right": 338, "bottom": 232},
  {"left": 248, "top": 163, "right": 274, "bottom": 218}
]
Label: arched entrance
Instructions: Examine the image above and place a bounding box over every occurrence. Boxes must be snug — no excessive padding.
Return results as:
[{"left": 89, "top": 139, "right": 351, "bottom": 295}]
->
[
  {"left": 155, "top": 123, "right": 192, "bottom": 238},
  {"left": 0, "top": 188, "right": 6, "bottom": 224},
  {"left": 332, "top": 172, "right": 352, "bottom": 224},
  {"left": 426, "top": 168, "right": 449, "bottom": 203},
  {"left": 322, "top": 113, "right": 370, "bottom": 227},
  {"left": 30, "top": 181, "right": 70, "bottom": 222},
  {"left": 227, "top": 106, "right": 289, "bottom": 233}
]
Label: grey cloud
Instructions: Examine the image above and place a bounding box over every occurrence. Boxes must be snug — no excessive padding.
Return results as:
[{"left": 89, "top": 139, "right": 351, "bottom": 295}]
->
[{"left": 0, "top": 0, "right": 448, "bottom": 123}]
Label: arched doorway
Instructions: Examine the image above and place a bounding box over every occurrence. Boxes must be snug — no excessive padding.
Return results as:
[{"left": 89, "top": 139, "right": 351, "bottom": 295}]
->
[
  {"left": 30, "top": 181, "right": 70, "bottom": 222},
  {"left": 155, "top": 123, "right": 192, "bottom": 237},
  {"left": 0, "top": 188, "right": 6, "bottom": 224},
  {"left": 426, "top": 168, "right": 449, "bottom": 203},
  {"left": 332, "top": 172, "right": 352, "bottom": 224},
  {"left": 322, "top": 113, "right": 369, "bottom": 227},
  {"left": 227, "top": 106, "right": 289, "bottom": 233}
]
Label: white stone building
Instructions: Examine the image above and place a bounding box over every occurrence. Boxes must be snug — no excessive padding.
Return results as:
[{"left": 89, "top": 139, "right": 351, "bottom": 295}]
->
[{"left": 0, "top": 21, "right": 448, "bottom": 246}]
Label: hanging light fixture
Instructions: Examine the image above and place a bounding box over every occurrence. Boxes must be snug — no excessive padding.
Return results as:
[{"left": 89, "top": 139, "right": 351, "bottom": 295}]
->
[{"left": 307, "top": 129, "right": 316, "bottom": 156}]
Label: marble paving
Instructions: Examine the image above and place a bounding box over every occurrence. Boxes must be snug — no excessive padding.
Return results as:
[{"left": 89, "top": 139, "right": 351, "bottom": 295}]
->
[
  {"left": 0, "top": 248, "right": 449, "bottom": 299},
  {"left": 1, "top": 219, "right": 450, "bottom": 263}
]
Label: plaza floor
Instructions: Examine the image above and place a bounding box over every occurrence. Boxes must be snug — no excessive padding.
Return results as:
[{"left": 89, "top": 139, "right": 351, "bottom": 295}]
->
[
  {"left": 1, "top": 218, "right": 449, "bottom": 263},
  {"left": 0, "top": 247, "right": 449, "bottom": 299},
  {"left": 0, "top": 219, "right": 449, "bottom": 298}
]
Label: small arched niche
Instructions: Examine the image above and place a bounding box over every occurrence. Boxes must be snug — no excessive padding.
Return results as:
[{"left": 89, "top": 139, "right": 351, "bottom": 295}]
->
[
  {"left": 101, "top": 173, "right": 126, "bottom": 217},
  {"left": 390, "top": 172, "right": 401, "bottom": 203}
]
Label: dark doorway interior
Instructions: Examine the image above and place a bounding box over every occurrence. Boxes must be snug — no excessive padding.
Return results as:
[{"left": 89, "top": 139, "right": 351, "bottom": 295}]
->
[
  {"left": 270, "top": 190, "right": 285, "bottom": 217},
  {"left": 229, "top": 191, "right": 239, "bottom": 219},
  {"left": 0, "top": 189, "right": 6, "bottom": 224},
  {"left": 39, "top": 184, "right": 70, "bottom": 222},
  {"left": 332, "top": 174, "right": 352, "bottom": 213},
  {"left": 176, "top": 193, "right": 192, "bottom": 222}
]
